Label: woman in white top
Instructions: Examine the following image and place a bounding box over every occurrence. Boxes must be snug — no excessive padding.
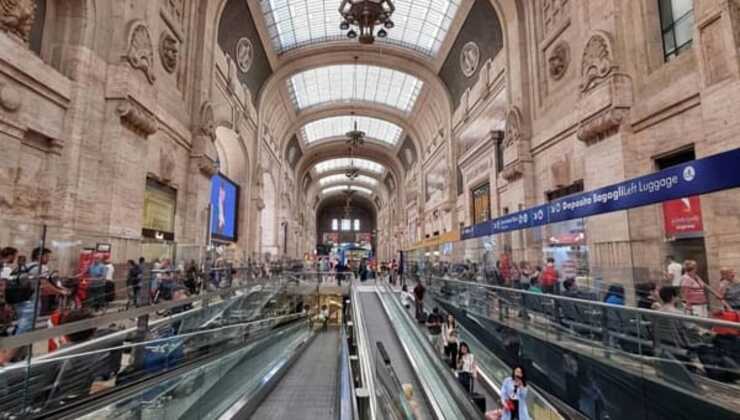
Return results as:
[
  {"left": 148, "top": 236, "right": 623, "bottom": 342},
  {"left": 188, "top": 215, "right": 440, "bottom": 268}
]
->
[
  {"left": 441, "top": 313, "right": 458, "bottom": 367},
  {"left": 456, "top": 342, "right": 477, "bottom": 394}
]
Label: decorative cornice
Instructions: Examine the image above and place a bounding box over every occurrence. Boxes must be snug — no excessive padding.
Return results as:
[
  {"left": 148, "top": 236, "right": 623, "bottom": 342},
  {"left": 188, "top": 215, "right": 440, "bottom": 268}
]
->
[
  {"left": 577, "top": 107, "right": 628, "bottom": 144},
  {"left": 195, "top": 155, "right": 217, "bottom": 177},
  {"left": 117, "top": 99, "right": 157, "bottom": 136},
  {"left": 501, "top": 161, "right": 524, "bottom": 182}
]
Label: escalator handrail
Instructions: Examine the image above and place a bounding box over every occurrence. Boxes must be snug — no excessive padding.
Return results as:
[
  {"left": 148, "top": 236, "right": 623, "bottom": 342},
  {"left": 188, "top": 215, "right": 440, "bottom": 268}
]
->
[
  {"left": 338, "top": 326, "right": 360, "bottom": 420},
  {"left": 352, "top": 283, "right": 379, "bottom": 419},
  {"left": 38, "top": 317, "right": 309, "bottom": 420},
  {"left": 377, "top": 282, "right": 485, "bottom": 420}
]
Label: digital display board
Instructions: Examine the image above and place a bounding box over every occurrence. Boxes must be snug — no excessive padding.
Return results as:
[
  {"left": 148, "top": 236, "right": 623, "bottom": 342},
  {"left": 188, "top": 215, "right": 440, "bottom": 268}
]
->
[{"left": 210, "top": 173, "right": 240, "bottom": 242}]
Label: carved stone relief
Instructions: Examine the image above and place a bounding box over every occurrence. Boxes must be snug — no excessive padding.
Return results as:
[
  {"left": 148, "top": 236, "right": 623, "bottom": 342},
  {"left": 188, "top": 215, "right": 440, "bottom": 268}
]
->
[
  {"left": 0, "top": 0, "right": 36, "bottom": 44},
  {"left": 162, "top": 0, "right": 185, "bottom": 29},
  {"left": 159, "top": 32, "right": 179, "bottom": 74},
  {"left": 542, "top": 0, "right": 569, "bottom": 37},
  {"left": 125, "top": 21, "right": 156, "bottom": 84},
  {"left": 503, "top": 106, "right": 524, "bottom": 148},
  {"left": 117, "top": 99, "right": 158, "bottom": 136},
  {"left": 235, "top": 37, "right": 254, "bottom": 74},
  {"left": 0, "top": 79, "right": 22, "bottom": 112},
  {"left": 548, "top": 41, "right": 570, "bottom": 81},
  {"left": 460, "top": 42, "right": 480, "bottom": 78},
  {"left": 199, "top": 102, "right": 216, "bottom": 140},
  {"left": 160, "top": 146, "right": 176, "bottom": 183},
  {"left": 579, "top": 32, "right": 615, "bottom": 93},
  {"left": 577, "top": 108, "right": 628, "bottom": 144},
  {"left": 197, "top": 156, "right": 218, "bottom": 178}
]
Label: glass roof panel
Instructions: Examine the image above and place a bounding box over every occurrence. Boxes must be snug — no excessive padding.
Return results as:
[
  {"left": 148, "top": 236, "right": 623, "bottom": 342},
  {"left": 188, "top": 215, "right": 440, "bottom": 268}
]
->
[
  {"left": 259, "top": 0, "right": 460, "bottom": 56},
  {"left": 302, "top": 116, "right": 403, "bottom": 146},
  {"left": 314, "top": 158, "right": 385, "bottom": 174},
  {"left": 319, "top": 174, "right": 379, "bottom": 187},
  {"left": 288, "top": 65, "right": 423, "bottom": 113},
  {"left": 322, "top": 185, "right": 374, "bottom": 195}
]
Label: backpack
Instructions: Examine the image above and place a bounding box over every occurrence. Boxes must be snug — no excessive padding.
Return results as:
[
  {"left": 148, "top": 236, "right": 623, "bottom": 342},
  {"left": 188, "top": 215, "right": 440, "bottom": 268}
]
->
[
  {"left": 540, "top": 265, "right": 558, "bottom": 287},
  {"left": 5, "top": 267, "right": 35, "bottom": 305}
]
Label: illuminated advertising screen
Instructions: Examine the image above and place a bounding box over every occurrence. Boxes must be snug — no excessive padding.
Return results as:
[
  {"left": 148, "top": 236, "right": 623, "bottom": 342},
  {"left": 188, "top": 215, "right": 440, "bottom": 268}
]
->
[{"left": 210, "top": 173, "right": 240, "bottom": 242}]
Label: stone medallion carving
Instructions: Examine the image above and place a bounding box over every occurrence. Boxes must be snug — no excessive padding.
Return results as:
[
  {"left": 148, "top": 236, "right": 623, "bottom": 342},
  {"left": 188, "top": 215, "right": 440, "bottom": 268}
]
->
[
  {"left": 548, "top": 41, "right": 570, "bottom": 81},
  {"left": 0, "top": 80, "right": 22, "bottom": 112},
  {"left": 0, "top": 0, "right": 36, "bottom": 44},
  {"left": 460, "top": 41, "right": 480, "bottom": 78},
  {"left": 580, "top": 32, "right": 615, "bottom": 93},
  {"left": 125, "top": 21, "right": 156, "bottom": 83},
  {"left": 235, "top": 37, "right": 254, "bottom": 73},
  {"left": 159, "top": 32, "right": 179, "bottom": 74}
]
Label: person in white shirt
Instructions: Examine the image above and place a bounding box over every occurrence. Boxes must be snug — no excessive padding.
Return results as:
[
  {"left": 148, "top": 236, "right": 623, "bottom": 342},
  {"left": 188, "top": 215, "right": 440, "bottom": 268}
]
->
[
  {"left": 666, "top": 255, "right": 683, "bottom": 287},
  {"left": 104, "top": 257, "right": 115, "bottom": 282},
  {"left": 456, "top": 342, "right": 477, "bottom": 394}
]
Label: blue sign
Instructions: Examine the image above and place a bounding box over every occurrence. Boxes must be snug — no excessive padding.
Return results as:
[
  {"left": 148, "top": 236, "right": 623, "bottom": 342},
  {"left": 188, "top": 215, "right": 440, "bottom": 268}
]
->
[
  {"left": 459, "top": 147, "right": 740, "bottom": 240},
  {"left": 489, "top": 205, "right": 548, "bottom": 235},
  {"left": 210, "top": 173, "right": 240, "bottom": 241},
  {"left": 548, "top": 148, "right": 740, "bottom": 222},
  {"left": 461, "top": 221, "right": 491, "bottom": 240}
]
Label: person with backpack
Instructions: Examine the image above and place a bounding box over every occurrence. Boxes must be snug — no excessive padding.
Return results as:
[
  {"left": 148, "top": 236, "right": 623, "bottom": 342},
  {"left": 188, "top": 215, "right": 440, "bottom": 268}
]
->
[
  {"left": 0, "top": 247, "right": 69, "bottom": 365},
  {"left": 539, "top": 257, "right": 559, "bottom": 294},
  {"left": 1, "top": 247, "right": 19, "bottom": 336}
]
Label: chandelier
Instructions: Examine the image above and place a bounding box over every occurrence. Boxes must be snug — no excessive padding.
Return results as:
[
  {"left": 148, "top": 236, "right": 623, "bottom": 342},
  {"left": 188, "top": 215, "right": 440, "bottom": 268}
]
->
[
  {"left": 345, "top": 120, "right": 365, "bottom": 147},
  {"left": 338, "top": 0, "right": 395, "bottom": 45}
]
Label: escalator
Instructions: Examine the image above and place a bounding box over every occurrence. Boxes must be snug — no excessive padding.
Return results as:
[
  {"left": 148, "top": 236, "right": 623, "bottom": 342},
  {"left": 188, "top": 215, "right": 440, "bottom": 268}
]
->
[
  {"left": 249, "top": 330, "right": 341, "bottom": 419},
  {"left": 358, "top": 292, "right": 434, "bottom": 419}
]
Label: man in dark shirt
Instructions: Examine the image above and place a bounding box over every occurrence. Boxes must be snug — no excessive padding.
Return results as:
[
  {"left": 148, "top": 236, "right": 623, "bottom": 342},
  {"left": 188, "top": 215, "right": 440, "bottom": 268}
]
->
[{"left": 413, "top": 282, "right": 426, "bottom": 321}]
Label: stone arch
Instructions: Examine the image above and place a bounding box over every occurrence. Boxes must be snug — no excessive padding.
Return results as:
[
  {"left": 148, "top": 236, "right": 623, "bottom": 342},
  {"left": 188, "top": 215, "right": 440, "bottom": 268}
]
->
[{"left": 34, "top": 0, "right": 97, "bottom": 76}]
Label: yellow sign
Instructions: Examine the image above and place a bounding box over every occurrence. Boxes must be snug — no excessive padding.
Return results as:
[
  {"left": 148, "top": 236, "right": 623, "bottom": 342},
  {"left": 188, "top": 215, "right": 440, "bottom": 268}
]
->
[
  {"left": 143, "top": 184, "right": 176, "bottom": 234},
  {"left": 405, "top": 229, "right": 460, "bottom": 251}
]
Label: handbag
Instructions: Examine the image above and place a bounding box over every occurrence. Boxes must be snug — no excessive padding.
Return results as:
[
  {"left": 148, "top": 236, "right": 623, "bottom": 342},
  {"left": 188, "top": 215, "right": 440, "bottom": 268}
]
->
[{"left": 712, "top": 302, "right": 740, "bottom": 336}]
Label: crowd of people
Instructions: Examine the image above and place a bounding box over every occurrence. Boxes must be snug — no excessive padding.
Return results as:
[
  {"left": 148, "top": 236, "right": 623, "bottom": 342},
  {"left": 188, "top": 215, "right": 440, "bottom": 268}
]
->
[
  {"left": 308, "top": 256, "right": 402, "bottom": 285},
  {"left": 409, "top": 253, "right": 740, "bottom": 320}
]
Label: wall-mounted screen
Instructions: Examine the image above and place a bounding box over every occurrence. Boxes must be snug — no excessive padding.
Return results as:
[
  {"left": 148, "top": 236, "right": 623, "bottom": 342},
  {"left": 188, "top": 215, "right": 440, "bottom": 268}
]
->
[{"left": 210, "top": 173, "right": 240, "bottom": 242}]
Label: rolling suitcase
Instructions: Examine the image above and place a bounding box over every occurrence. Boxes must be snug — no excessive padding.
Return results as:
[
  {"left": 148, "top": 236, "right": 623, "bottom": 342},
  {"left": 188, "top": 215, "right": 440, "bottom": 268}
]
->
[{"left": 471, "top": 392, "right": 486, "bottom": 413}]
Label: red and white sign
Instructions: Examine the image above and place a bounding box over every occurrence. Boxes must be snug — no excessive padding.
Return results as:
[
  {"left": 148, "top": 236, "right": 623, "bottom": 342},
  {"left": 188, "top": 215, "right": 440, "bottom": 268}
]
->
[{"left": 663, "top": 196, "right": 703, "bottom": 237}]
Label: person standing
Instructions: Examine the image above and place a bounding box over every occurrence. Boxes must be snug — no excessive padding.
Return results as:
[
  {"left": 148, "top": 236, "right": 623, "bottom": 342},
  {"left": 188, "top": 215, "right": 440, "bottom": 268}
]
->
[
  {"left": 457, "top": 342, "right": 477, "bottom": 394},
  {"left": 539, "top": 258, "right": 559, "bottom": 294},
  {"left": 680, "top": 260, "right": 709, "bottom": 317},
  {"left": 501, "top": 366, "right": 530, "bottom": 420},
  {"left": 0, "top": 247, "right": 18, "bottom": 336},
  {"left": 87, "top": 255, "right": 107, "bottom": 311},
  {"left": 413, "top": 281, "right": 426, "bottom": 321},
  {"left": 126, "top": 260, "right": 142, "bottom": 308},
  {"left": 718, "top": 267, "right": 739, "bottom": 308},
  {"left": 441, "top": 313, "right": 459, "bottom": 368},
  {"left": 666, "top": 255, "right": 683, "bottom": 287},
  {"left": 104, "top": 256, "right": 115, "bottom": 305}
]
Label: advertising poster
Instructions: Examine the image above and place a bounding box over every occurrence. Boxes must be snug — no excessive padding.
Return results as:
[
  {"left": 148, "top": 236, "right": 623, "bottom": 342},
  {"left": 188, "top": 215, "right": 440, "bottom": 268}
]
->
[
  {"left": 663, "top": 196, "right": 703, "bottom": 238},
  {"left": 210, "top": 173, "right": 240, "bottom": 242}
]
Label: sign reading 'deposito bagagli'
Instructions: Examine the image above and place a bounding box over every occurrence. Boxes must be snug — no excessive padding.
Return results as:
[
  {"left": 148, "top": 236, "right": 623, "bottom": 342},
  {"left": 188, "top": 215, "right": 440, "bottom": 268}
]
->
[{"left": 459, "top": 147, "right": 740, "bottom": 239}]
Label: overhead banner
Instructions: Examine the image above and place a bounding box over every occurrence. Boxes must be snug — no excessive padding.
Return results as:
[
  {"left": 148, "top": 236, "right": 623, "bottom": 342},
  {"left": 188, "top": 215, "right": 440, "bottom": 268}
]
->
[{"left": 459, "top": 147, "right": 740, "bottom": 240}]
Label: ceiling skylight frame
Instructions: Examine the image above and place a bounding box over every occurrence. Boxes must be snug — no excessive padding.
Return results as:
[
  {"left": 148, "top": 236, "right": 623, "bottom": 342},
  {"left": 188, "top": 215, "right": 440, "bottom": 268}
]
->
[
  {"left": 319, "top": 174, "right": 379, "bottom": 187},
  {"left": 313, "top": 158, "right": 385, "bottom": 174},
  {"left": 259, "top": 0, "right": 461, "bottom": 56},
  {"left": 287, "top": 64, "right": 423, "bottom": 113},
  {"left": 321, "top": 185, "right": 374, "bottom": 195},
  {"left": 302, "top": 116, "right": 403, "bottom": 146}
]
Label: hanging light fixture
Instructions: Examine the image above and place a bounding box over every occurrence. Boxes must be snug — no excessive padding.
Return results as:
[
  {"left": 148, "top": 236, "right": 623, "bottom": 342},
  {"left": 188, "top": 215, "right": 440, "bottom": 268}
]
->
[{"left": 338, "top": 0, "right": 395, "bottom": 45}]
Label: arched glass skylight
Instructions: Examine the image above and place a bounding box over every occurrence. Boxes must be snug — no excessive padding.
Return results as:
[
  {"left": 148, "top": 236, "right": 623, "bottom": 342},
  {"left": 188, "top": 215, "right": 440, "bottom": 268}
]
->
[
  {"left": 288, "top": 65, "right": 423, "bottom": 113},
  {"left": 314, "top": 158, "right": 385, "bottom": 174},
  {"left": 303, "top": 116, "right": 403, "bottom": 146},
  {"left": 259, "top": 0, "right": 460, "bottom": 56},
  {"left": 319, "top": 174, "right": 379, "bottom": 187},
  {"left": 322, "top": 185, "right": 374, "bottom": 195}
]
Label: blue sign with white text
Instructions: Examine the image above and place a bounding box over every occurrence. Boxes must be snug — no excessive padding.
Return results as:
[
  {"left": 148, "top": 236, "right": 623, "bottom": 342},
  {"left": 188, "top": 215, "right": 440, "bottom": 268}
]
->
[{"left": 458, "top": 147, "right": 740, "bottom": 240}]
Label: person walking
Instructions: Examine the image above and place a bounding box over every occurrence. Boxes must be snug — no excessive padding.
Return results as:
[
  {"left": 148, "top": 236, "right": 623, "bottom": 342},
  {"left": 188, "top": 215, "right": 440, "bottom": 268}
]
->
[
  {"left": 501, "top": 366, "right": 530, "bottom": 420},
  {"left": 718, "top": 267, "right": 739, "bottom": 309}
]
